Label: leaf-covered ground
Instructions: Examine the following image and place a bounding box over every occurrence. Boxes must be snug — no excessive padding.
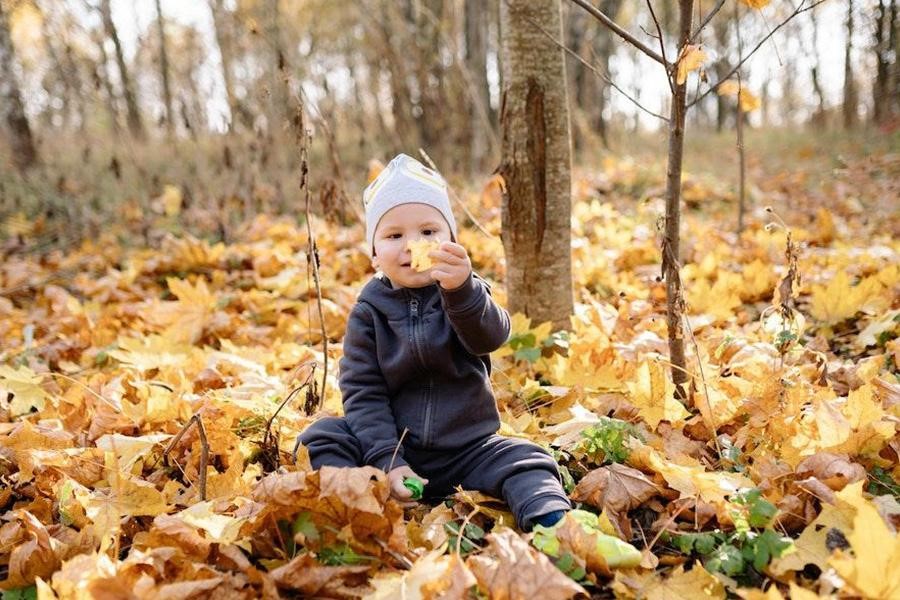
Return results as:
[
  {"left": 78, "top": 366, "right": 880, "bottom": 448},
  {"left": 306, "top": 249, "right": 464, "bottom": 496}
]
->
[{"left": 0, "top": 149, "right": 898, "bottom": 599}]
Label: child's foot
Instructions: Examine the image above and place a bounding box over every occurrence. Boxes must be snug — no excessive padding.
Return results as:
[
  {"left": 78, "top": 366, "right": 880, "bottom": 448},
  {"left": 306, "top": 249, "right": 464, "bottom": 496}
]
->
[{"left": 531, "top": 509, "right": 642, "bottom": 569}]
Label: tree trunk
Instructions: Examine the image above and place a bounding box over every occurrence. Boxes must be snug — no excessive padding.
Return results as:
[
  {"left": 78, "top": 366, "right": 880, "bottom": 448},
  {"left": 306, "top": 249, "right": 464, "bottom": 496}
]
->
[
  {"left": 264, "top": 0, "right": 290, "bottom": 131},
  {"left": 843, "top": 0, "right": 858, "bottom": 129},
  {"left": 100, "top": 0, "right": 144, "bottom": 138},
  {"left": 209, "top": 0, "right": 248, "bottom": 129},
  {"left": 498, "top": 0, "right": 573, "bottom": 331},
  {"left": 0, "top": 0, "right": 38, "bottom": 171},
  {"left": 155, "top": 0, "right": 175, "bottom": 137},
  {"left": 872, "top": 0, "right": 899, "bottom": 123},
  {"left": 663, "top": 0, "right": 693, "bottom": 400},
  {"left": 466, "top": 0, "right": 492, "bottom": 173},
  {"left": 93, "top": 30, "right": 121, "bottom": 134}
]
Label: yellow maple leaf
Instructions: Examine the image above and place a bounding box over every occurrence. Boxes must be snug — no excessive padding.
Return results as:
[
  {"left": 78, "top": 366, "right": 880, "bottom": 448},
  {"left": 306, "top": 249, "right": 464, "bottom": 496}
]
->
[
  {"left": 644, "top": 448, "right": 753, "bottom": 505},
  {"left": 613, "top": 563, "right": 724, "bottom": 599},
  {"left": 0, "top": 364, "right": 50, "bottom": 416},
  {"left": 717, "top": 80, "right": 741, "bottom": 96},
  {"left": 829, "top": 484, "right": 900, "bottom": 598},
  {"left": 739, "top": 0, "right": 771, "bottom": 8},
  {"left": 739, "top": 89, "right": 761, "bottom": 112},
  {"left": 627, "top": 360, "right": 690, "bottom": 429},
  {"left": 676, "top": 44, "right": 707, "bottom": 85},
  {"left": 808, "top": 270, "right": 881, "bottom": 324},
  {"left": 407, "top": 238, "right": 440, "bottom": 272}
]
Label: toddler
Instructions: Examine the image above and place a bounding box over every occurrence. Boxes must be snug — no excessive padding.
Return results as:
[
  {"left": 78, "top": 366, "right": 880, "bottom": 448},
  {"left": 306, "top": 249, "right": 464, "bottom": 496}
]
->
[{"left": 296, "top": 153, "right": 571, "bottom": 530}]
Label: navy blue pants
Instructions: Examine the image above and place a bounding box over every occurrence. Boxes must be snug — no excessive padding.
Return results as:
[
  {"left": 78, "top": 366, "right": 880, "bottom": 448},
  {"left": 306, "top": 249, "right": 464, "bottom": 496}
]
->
[{"left": 296, "top": 417, "right": 571, "bottom": 530}]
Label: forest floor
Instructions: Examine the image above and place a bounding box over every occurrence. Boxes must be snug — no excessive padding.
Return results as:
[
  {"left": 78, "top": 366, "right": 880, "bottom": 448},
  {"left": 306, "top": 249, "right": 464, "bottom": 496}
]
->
[{"left": 0, "top": 129, "right": 898, "bottom": 598}]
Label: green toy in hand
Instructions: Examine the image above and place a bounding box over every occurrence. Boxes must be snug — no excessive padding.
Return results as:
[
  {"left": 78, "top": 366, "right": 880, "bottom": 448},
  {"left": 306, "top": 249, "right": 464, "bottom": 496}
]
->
[{"left": 403, "top": 476, "right": 424, "bottom": 500}]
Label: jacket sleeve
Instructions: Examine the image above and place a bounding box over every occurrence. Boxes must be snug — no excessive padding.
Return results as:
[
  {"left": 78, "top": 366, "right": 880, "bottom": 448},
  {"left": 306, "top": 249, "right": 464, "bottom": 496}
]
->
[
  {"left": 439, "top": 272, "right": 511, "bottom": 356},
  {"left": 339, "top": 303, "right": 408, "bottom": 471}
]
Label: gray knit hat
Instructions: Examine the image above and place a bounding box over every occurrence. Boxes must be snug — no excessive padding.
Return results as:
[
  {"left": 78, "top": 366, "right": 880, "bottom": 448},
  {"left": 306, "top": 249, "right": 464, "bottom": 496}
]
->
[{"left": 363, "top": 153, "right": 457, "bottom": 255}]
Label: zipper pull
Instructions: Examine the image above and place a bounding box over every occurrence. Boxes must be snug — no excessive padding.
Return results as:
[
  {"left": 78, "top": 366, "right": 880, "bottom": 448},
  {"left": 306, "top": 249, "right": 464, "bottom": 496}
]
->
[{"left": 410, "top": 298, "right": 419, "bottom": 317}]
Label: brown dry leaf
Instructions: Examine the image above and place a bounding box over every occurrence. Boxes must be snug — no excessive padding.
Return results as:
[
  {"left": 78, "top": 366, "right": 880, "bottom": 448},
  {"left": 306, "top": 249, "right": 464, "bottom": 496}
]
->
[
  {"left": 795, "top": 453, "right": 865, "bottom": 491},
  {"left": 571, "top": 464, "right": 659, "bottom": 538},
  {"left": 252, "top": 466, "right": 407, "bottom": 557},
  {"left": 269, "top": 552, "right": 370, "bottom": 598},
  {"left": 1, "top": 511, "right": 62, "bottom": 588},
  {"left": 467, "top": 529, "right": 587, "bottom": 600}
]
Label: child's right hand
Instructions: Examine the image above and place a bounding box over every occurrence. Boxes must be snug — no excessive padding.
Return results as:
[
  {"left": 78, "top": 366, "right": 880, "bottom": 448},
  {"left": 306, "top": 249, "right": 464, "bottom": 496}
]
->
[{"left": 387, "top": 465, "right": 428, "bottom": 507}]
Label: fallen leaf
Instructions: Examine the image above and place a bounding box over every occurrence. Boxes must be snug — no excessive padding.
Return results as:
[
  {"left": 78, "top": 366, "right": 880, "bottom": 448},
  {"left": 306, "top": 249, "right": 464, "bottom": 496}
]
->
[{"left": 467, "top": 528, "right": 587, "bottom": 600}]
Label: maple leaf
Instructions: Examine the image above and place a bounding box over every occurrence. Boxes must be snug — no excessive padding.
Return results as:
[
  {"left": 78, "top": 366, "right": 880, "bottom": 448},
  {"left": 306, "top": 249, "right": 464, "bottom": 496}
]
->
[
  {"left": 613, "top": 564, "right": 725, "bottom": 599},
  {"left": 407, "top": 238, "right": 440, "bottom": 272},
  {"left": 0, "top": 364, "right": 50, "bottom": 416},
  {"left": 739, "top": 0, "right": 771, "bottom": 7},
  {"left": 808, "top": 270, "right": 883, "bottom": 324},
  {"left": 627, "top": 360, "right": 689, "bottom": 429},
  {"left": 269, "top": 552, "right": 370, "bottom": 597},
  {"left": 368, "top": 549, "right": 476, "bottom": 599},
  {"left": 829, "top": 483, "right": 900, "bottom": 598},
  {"left": 467, "top": 529, "right": 587, "bottom": 600},
  {"left": 676, "top": 44, "right": 707, "bottom": 85},
  {"left": 1, "top": 511, "right": 62, "bottom": 588},
  {"left": 571, "top": 463, "right": 659, "bottom": 538},
  {"left": 642, "top": 447, "right": 753, "bottom": 505}
]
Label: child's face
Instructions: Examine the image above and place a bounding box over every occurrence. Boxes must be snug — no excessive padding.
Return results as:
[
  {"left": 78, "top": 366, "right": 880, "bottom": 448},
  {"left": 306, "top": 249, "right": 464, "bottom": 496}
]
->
[{"left": 372, "top": 203, "right": 452, "bottom": 288}]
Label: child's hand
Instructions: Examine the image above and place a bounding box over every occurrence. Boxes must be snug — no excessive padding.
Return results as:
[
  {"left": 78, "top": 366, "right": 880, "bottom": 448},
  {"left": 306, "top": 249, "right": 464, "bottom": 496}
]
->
[
  {"left": 429, "top": 241, "right": 472, "bottom": 290},
  {"left": 387, "top": 465, "right": 429, "bottom": 507}
]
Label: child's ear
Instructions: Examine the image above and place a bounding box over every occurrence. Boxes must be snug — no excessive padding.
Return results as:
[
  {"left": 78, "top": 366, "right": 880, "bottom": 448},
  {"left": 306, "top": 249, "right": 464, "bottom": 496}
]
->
[{"left": 371, "top": 253, "right": 380, "bottom": 270}]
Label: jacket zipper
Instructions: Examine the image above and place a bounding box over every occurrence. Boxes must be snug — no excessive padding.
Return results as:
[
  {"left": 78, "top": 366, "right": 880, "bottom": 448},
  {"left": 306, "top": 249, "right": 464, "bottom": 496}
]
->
[{"left": 409, "top": 297, "right": 433, "bottom": 447}]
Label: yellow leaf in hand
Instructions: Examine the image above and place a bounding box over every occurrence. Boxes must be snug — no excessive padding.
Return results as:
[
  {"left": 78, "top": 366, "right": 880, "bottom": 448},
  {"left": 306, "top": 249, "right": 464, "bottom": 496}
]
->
[
  {"left": 407, "top": 238, "right": 440, "bottom": 272},
  {"left": 676, "top": 44, "right": 707, "bottom": 85}
]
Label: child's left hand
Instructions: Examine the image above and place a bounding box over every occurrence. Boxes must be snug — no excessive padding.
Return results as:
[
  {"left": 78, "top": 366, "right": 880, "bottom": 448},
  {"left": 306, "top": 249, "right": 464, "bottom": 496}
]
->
[{"left": 429, "top": 241, "right": 472, "bottom": 290}]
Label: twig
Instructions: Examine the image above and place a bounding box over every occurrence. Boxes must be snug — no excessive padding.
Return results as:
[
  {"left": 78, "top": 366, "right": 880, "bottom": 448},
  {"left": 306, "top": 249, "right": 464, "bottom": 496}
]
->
[
  {"left": 682, "top": 313, "right": 723, "bottom": 460},
  {"left": 417, "top": 149, "right": 497, "bottom": 238},
  {"left": 687, "top": 0, "right": 828, "bottom": 109},
  {"left": 164, "top": 413, "right": 209, "bottom": 501},
  {"left": 645, "top": 0, "right": 674, "bottom": 94},
  {"left": 374, "top": 537, "right": 414, "bottom": 570},
  {"left": 262, "top": 363, "right": 316, "bottom": 466},
  {"left": 566, "top": 0, "right": 667, "bottom": 66},
  {"left": 295, "top": 103, "right": 328, "bottom": 410},
  {"left": 689, "top": 0, "right": 727, "bottom": 42},
  {"left": 387, "top": 427, "right": 410, "bottom": 473},
  {"left": 521, "top": 13, "right": 668, "bottom": 122}
]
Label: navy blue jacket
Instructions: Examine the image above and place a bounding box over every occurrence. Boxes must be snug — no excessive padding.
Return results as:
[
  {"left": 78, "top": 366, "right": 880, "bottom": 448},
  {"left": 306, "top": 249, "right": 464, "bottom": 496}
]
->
[{"left": 339, "top": 272, "right": 511, "bottom": 470}]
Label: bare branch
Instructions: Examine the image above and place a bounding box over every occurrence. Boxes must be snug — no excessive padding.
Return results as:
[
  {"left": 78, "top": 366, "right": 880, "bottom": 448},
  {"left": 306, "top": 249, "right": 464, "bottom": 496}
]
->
[
  {"left": 566, "top": 0, "right": 667, "bottom": 66},
  {"left": 687, "top": 0, "right": 827, "bottom": 109},
  {"left": 689, "top": 0, "right": 727, "bottom": 42},
  {"left": 522, "top": 13, "right": 669, "bottom": 122},
  {"left": 645, "top": 0, "right": 674, "bottom": 93}
]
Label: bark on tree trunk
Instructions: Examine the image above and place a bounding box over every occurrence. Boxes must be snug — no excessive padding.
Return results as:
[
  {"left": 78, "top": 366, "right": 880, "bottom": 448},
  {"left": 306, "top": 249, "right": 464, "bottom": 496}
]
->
[
  {"left": 93, "top": 31, "right": 121, "bottom": 135},
  {"left": 209, "top": 0, "right": 248, "bottom": 129},
  {"left": 466, "top": 0, "right": 492, "bottom": 173},
  {"left": 100, "top": 0, "right": 144, "bottom": 139},
  {"left": 663, "top": 0, "right": 693, "bottom": 400},
  {"left": 155, "top": 0, "right": 175, "bottom": 137},
  {"left": 499, "top": 0, "right": 573, "bottom": 331},
  {"left": 0, "top": 1, "right": 38, "bottom": 171},
  {"left": 843, "top": 0, "right": 858, "bottom": 129}
]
